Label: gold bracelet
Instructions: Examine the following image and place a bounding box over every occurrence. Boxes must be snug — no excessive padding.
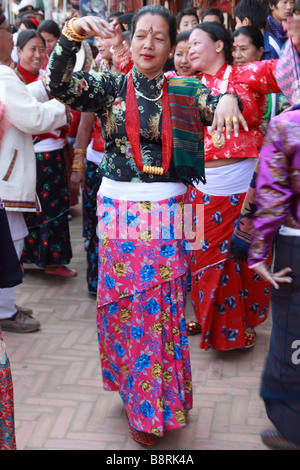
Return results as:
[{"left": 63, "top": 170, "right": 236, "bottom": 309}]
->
[
  {"left": 62, "top": 17, "right": 86, "bottom": 42},
  {"left": 74, "top": 148, "right": 87, "bottom": 155},
  {"left": 72, "top": 161, "right": 86, "bottom": 172},
  {"left": 73, "top": 157, "right": 86, "bottom": 164}
]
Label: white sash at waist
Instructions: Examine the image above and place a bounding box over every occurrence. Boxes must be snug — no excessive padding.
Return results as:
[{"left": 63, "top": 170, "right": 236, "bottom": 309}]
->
[
  {"left": 99, "top": 176, "right": 187, "bottom": 202},
  {"left": 279, "top": 225, "right": 300, "bottom": 237},
  {"left": 195, "top": 158, "right": 258, "bottom": 196}
]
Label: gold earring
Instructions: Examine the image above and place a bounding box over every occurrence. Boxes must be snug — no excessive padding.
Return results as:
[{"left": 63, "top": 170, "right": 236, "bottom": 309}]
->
[{"left": 216, "top": 48, "right": 221, "bottom": 52}]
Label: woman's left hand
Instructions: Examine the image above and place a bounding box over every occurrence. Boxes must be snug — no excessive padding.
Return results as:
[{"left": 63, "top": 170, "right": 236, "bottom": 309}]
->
[
  {"left": 284, "top": 15, "right": 300, "bottom": 52},
  {"left": 252, "top": 263, "right": 293, "bottom": 289},
  {"left": 209, "top": 93, "right": 248, "bottom": 140}
]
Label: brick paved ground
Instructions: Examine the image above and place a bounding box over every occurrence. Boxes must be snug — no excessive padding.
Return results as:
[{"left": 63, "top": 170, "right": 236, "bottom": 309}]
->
[{"left": 2, "top": 204, "right": 273, "bottom": 450}]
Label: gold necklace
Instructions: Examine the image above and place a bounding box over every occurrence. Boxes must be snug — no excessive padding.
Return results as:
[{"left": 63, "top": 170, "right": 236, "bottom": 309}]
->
[{"left": 134, "top": 87, "right": 163, "bottom": 102}]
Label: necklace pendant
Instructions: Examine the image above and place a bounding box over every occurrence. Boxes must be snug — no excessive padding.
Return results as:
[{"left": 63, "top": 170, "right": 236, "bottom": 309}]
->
[{"left": 143, "top": 165, "right": 164, "bottom": 175}]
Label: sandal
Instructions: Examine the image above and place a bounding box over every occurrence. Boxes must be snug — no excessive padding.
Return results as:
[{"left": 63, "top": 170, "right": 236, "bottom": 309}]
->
[
  {"left": 187, "top": 321, "right": 202, "bottom": 336},
  {"left": 261, "top": 429, "right": 300, "bottom": 450},
  {"left": 44, "top": 265, "right": 78, "bottom": 278},
  {"left": 128, "top": 425, "right": 157, "bottom": 448},
  {"left": 244, "top": 328, "right": 256, "bottom": 349}
]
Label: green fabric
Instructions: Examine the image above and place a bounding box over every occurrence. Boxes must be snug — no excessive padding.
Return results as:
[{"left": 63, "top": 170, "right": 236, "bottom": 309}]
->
[{"left": 168, "top": 77, "right": 206, "bottom": 186}]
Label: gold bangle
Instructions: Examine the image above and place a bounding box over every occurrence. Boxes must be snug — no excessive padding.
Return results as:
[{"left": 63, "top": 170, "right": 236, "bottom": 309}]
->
[
  {"left": 72, "top": 161, "right": 86, "bottom": 172},
  {"left": 74, "top": 148, "right": 87, "bottom": 154},
  {"left": 73, "top": 157, "right": 85, "bottom": 164},
  {"left": 62, "top": 17, "right": 86, "bottom": 42}
]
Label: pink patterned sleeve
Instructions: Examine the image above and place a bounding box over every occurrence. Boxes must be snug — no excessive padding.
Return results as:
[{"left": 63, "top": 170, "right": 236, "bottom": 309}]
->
[{"left": 248, "top": 116, "right": 295, "bottom": 266}]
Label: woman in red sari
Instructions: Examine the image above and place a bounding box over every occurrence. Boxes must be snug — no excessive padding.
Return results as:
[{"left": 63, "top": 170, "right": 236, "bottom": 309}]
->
[{"left": 187, "top": 22, "right": 283, "bottom": 351}]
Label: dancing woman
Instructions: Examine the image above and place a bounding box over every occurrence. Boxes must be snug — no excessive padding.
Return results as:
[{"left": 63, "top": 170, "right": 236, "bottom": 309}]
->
[{"left": 45, "top": 5, "right": 246, "bottom": 446}]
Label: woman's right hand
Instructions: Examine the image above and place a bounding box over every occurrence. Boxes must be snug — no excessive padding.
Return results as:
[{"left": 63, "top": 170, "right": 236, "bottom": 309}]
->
[
  {"left": 71, "top": 16, "right": 116, "bottom": 39},
  {"left": 70, "top": 170, "right": 85, "bottom": 196}
]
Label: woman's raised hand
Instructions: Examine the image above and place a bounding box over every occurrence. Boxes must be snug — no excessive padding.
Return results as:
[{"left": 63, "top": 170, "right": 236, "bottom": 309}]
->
[
  {"left": 71, "top": 16, "right": 116, "bottom": 39},
  {"left": 209, "top": 93, "right": 248, "bottom": 140},
  {"left": 284, "top": 15, "right": 300, "bottom": 52}
]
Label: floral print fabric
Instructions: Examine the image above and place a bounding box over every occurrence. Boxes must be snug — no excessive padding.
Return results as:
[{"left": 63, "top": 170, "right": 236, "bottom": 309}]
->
[
  {"left": 84, "top": 161, "right": 102, "bottom": 295},
  {"left": 96, "top": 193, "right": 192, "bottom": 435},
  {"left": 189, "top": 188, "right": 270, "bottom": 350},
  {"left": 96, "top": 193, "right": 191, "bottom": 307},
  {"left": 21, "top": 148, "right": 72, "bottom": 268},
  {"left": 0, "top": 331, "right": 16, "bottom": 450}
]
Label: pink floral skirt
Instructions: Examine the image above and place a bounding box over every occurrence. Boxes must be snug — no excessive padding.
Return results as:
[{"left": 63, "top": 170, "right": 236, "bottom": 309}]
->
[
  {"left": 96, "top": 193, "right": 193, "bottom": 436},
  {"left": 0, "top": 330, "right": 16, "bottom": 450}
]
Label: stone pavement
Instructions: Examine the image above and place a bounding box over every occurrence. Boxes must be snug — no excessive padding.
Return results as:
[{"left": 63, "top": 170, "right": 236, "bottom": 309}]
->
[{"left": 3, "top": 204, "right": 273, "bottom": 451}]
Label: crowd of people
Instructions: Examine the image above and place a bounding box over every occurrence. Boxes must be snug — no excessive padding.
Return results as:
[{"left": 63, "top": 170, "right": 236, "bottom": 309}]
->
[{"left": 0, "top": 0, "right": 300, "bottom": 451}]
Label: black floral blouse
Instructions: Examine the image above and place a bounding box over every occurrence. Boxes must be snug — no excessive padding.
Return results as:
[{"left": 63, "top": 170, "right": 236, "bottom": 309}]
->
[{"left": 46, "top": 34, "right": 224, "bottom": 183}]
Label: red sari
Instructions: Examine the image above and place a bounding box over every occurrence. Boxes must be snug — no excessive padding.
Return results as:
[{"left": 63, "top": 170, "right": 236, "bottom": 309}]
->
[{"left": 190, "top": 61, "right": 279, "bottom": 350}]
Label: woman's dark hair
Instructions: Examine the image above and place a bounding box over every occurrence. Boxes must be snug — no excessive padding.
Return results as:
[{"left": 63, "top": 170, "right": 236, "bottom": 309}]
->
[
  {"left": 19, "top": 18, "right": 38, "bottom": 30},
  {"left": 232, "top": 25, "right": 264, "bottom": 49},
  {"left": 176, "top": 30, "right": 191, "bottom": 44},
  {"left": 194, "top": 22, "right": 233, "bottom": 64},
  {"left": 38, "top": 19, "right": 61, "bottom": 38},
  {"left": 131, "top": 5, "right": 177, "bottom": 47},
  {"left": 17, "top": 29, "right": 45, "bottom": 49}
]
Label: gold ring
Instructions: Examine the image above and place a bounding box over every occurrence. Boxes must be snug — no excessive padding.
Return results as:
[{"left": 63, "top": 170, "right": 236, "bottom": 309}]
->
[
  {"left": 225, "top": 117, "right": 232, "bottom": 123},
  {"left": 232, "top": 116, "right": 239, "bottom": 123}
]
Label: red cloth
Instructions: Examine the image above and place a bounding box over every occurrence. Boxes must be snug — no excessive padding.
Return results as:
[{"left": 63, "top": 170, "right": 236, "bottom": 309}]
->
[
  {"left": 196, "top": 60, "right": 280, "bottom": 162},
  {"left": 67, "top": 109, "right": 81, "bottom": 138},
  {"left": 14, "top": 63, "right": 39, "bottom": 84},
  {"left": 91, "top": 119, "right": 105, "bottom": 153},
  {"left": 189, "top": 188, "right": 270, "bottom": 351}
]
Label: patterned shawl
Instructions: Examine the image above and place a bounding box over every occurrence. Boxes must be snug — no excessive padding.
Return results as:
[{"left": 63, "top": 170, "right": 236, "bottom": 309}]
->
[{"left": 168, "top": 77, "right": 206, "bottom": 186}]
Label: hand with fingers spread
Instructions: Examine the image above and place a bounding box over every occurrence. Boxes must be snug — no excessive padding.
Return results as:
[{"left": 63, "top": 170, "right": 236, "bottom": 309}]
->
[
  {"left": 209, "top": 93, "right": 248, "bottom": 140},
  {"left": 70, "top": 16, "right": 116, "bottom": 39},
  {"left": 252, "top": 264, "right": 293, "bottom": 290},
  {"left": 284, "top": 15, "right": 300, "bottom": 52}
]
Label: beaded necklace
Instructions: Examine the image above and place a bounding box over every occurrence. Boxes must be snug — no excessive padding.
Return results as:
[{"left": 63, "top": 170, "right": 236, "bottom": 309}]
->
[{"left": 125, "top": 70, "right": 173, "bottom": 175}]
